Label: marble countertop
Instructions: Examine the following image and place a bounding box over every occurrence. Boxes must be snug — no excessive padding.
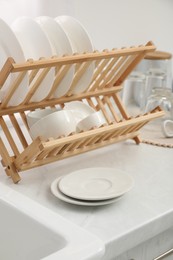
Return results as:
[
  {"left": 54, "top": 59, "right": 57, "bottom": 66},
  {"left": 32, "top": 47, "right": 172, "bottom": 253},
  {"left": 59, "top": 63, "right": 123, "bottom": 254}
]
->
[{"left": 0, "top": 140, "right": 173, "bottom": 259}]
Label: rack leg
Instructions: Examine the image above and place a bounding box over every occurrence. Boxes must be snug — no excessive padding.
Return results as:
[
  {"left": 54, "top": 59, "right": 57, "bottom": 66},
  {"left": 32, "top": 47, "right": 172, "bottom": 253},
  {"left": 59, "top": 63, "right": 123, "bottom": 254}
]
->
[
  {"left": 5, "top": 163, "right": 21, "bottom": 184},
  {"left": 133, "top": 135, "right": 141, "bottom": 144}
]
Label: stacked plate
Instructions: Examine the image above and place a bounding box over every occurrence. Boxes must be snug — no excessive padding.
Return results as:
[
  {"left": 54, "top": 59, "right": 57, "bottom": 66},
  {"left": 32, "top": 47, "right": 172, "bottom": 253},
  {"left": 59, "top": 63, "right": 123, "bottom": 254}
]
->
[
  {"left": 0, "top": 15, "right": 94, "bottom": 106},
  {"left": 51, "top": 167, "right": 134, "bottom": 206}
]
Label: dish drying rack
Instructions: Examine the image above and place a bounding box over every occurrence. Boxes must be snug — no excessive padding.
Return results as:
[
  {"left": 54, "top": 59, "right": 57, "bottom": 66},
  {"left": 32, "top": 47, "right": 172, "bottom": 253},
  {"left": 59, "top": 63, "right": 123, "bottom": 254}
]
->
[{"left": 0, "top": 41, "right": 164, "bottom": 183}]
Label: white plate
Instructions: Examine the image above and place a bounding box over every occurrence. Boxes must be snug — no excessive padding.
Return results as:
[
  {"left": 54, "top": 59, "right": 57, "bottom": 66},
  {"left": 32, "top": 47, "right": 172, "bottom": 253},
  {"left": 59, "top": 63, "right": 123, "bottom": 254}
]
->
[
  {"left": 12, "top": 17, "right": 54, "bottom": 102},
  {"left": 58, "top": 167, "right": 134, "bottom": 201},
  {"left": 55, "top": 16, "right": 95, "bottom": 94},
  {"left": 51, "top": 177, "right": 122, "bottom": 206},
  {"left": 64, "top": 101, "right": 95, "bottom": 123},
  {"left": 35, "top": 16, "right": 75, "bottom": 98},
  {"left": 0, "top": 18, "right": 29, "bottom": 106}
]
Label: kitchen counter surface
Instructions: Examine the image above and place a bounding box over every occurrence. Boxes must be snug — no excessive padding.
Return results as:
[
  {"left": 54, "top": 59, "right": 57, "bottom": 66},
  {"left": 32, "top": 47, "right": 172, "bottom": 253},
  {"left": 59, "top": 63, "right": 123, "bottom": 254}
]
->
[{"left": 0, "top": 139, "right": 173, "bottom": 259}]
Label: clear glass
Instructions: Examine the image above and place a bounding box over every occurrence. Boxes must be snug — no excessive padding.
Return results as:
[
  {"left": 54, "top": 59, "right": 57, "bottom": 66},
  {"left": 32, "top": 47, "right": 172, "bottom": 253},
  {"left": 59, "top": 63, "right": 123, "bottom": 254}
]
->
[{"left": 122, "top": 72, "right": 146, "bottom": 116}]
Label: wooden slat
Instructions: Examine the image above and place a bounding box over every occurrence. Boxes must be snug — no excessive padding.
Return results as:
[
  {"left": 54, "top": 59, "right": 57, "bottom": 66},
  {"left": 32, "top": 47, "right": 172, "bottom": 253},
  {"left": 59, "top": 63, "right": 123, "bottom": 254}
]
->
[
  {"left": 22, "top": 67, "right": 52, "bottom": 104},
  {"left": 0, "top": 117, "right": 19, "bottom": 156},
  {"left": 0, "top": 58, "right": 15, "bottom": 87},
  {"left": 106, "top": 54, "right": 137, "bottom": 87},
  {"left": 112, "top": 93, "right": 130, "bottom": 119},
  {"left": 0, "top": 138, "right": 21, "bottom": 182},
  {"left": 41, "top": 109, "right": 164, "bottom": 150},
  {"left": 19, "top": 112, "right": 30, "bottom": 130},
  {"left": 19, "top": 132, "right": 140, "bottom": 171},
  {"left": 89, "top": 56, "right": 120, "bottom": 91},
  {"left": 0, "top": 86, "right": 122, "bottom": 116},
  {"left": 95, "top": 96, "right": 112, "bottom": 124},
  {"left": 0, "top": 71, "right": 27, "bottom": 108},
  {"left": 67, "top": 61, "right": 93, "bottom": 95},
  {"left": 9, "top": 114, "right": 28, "bottom": 149},
  {"left": 103, "top": 96, "right": 120, "bottom": 122},
  {"left": 10, "top": 42, "right": 156, "bottom": 72},
  {"left": 46, "top": 64, "right": 72, "bottom": 99},
  {"left": 14, "top": 137, "right": 44, "bottom": 168}
]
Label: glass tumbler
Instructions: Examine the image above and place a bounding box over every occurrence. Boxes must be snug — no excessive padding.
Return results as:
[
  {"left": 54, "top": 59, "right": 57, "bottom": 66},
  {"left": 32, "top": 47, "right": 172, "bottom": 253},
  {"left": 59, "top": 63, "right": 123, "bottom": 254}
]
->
[{"left": 122, "top": 72, "right": 146, "bottom": 116}]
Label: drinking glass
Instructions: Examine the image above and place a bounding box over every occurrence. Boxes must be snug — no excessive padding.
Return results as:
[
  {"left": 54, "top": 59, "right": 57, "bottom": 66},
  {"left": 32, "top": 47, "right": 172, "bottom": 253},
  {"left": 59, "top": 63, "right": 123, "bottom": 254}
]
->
[{"left": 122, "top": 72, "right": 146, "bottom": 116}]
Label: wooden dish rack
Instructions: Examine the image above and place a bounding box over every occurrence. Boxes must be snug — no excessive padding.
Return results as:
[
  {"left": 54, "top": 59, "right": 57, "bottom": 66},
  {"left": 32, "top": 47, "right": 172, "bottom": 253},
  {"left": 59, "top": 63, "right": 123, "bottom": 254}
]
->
[{"left": 0, "top": 41, "right": 164, "bottom": 183}]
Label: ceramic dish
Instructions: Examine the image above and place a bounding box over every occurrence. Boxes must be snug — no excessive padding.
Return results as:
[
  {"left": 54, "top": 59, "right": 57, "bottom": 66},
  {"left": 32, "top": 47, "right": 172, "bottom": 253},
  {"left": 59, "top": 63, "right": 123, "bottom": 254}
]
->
[
  {"left": 26, "top": 107, "right": 59, "bottom": 128},
  {"left": 0, "top": 18, "right": 29, "bottom": 106},
  {"left": 12, "top": 17, "right": 54, "bottom": 102},
  {"left": 64, "top": 101, "right": 95, "bottom": 123},
  {"left": 76, "top": 110, "right": 107, "bottom": 132},
  {"left": 29, "top": 110, "right": 77, "bottom": 140},
  {"left": 58, "top": 167, "right": 134, "bottom": 201},
  {"left": 55, "top": 16, "right": 95, "bottom": 94},
  {"left": 35, "top": 16, "right": 75, "bottom": 98},
  {"left": 51, "top": 177, "right": 122, "bottom": 206}
]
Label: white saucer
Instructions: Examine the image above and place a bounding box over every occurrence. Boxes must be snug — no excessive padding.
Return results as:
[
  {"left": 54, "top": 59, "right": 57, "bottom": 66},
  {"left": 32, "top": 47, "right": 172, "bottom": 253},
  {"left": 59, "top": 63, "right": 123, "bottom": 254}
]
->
[
  {"left": 0, "top": 18, "right": 29, "bottom": 106},
  {"left": 58, "top": 167, "right": 134, "bottom": 201},
  {"left": 51, "top": 177, "right": 122, "bottom": 206}
]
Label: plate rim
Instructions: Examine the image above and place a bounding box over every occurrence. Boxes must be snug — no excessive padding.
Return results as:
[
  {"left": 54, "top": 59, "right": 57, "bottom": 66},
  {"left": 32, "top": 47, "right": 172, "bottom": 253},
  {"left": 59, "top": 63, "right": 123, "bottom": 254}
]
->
[
  {"left": 0, "top": 18, "right": 29, "bottom": 106},
  {"left": 58, "top": 167, "right": 134, "bottom": 201},
  {"left": 51, "top": 177, "right": 122, "bottom": 206}
]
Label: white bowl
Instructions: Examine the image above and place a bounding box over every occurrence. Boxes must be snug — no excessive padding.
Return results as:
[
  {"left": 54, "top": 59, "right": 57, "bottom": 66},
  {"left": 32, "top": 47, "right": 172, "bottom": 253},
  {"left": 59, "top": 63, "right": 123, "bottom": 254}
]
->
[
  {"left": 64, "top": 101, "right": 95, "bottom": 123},
  {"left": 76, "top": 111, "right": 107, "bottom": 132},
  {"left": 35, "top": 16, "right": 75, "bottom": 98},
  {"left": 26, "top": 107, "right": 59, "bottom": 128},
  {"left": 29, "top": 110, "right": 76, "bottom": 140},
  {"left": 12, "top": 17, "right": 54, "bottom": 102},
  {"left": 55, "top": 16, "right": 95, "bottom": 94}
]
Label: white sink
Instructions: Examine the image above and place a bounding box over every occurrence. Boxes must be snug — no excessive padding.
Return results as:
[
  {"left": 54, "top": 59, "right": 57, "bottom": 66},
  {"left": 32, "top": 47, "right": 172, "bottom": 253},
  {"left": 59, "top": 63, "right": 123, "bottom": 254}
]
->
[{"left": 0, "top": 183, "right": 104, "bottom": 260}]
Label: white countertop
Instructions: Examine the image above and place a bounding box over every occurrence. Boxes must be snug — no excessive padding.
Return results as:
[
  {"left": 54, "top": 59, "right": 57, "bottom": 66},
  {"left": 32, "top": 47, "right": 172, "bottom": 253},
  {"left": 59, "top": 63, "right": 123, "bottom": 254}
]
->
[{"left": 0, "top": 139, "right": 173, "bottom": 259}]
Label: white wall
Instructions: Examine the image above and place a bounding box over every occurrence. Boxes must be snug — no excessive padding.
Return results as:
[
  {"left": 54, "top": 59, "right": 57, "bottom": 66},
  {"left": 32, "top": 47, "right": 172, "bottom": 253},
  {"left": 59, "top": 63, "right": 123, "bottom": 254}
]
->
[
  {"left": 0, "top": 0, "right": 173, "bottom": 54},
  {"left": 73, "top": 0, "right": 173, "bottom": 53}
]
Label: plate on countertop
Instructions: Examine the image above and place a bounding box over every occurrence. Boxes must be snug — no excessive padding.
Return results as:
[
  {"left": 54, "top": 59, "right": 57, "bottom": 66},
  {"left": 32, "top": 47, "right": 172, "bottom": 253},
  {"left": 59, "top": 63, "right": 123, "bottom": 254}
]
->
[
  {"left": 58, "top": 167, "right": 134, "bottom": 201},
  {"left": 51, "top": 177, "right": 123, "bottom": 206}
]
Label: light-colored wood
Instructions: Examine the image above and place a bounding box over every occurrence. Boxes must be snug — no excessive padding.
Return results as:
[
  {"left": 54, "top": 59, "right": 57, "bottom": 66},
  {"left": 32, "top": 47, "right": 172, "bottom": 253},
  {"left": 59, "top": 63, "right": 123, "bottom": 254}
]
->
[
  {"left": 9, "top": 114, "right": 28, "bottom": 149},
  {"left": 46, "top": 64, "right": 72, "bottom": 99},
  {"left": 23, "top": 67, "right": 52, "bottom": 104},
  {"left": 0, "top": 42, "right": 164, "bottom": 183},
  {"left": 0, "top": 57, "right": 14, "bottom": 87},
  {"left": 1, "top": 71, "right": 27, "bottom": 108},
  {"left": 0, "top": 138, "right": 21, "bottom": 183},
  {"left": 0, "top": 86, "right": 122, "bottom": 116}
]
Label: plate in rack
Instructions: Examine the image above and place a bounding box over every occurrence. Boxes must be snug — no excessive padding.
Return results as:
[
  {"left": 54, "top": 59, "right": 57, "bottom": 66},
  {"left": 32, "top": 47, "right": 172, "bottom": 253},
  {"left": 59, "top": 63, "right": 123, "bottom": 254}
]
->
[
  {"left": 12, "top": 17, "right": 54, "bottom": 102},
  {"left": 0, "top": 18, "right": 29, "bottom": 106},
  {"left": 55, "top": 16, "right": 95, "bottom": 94}
]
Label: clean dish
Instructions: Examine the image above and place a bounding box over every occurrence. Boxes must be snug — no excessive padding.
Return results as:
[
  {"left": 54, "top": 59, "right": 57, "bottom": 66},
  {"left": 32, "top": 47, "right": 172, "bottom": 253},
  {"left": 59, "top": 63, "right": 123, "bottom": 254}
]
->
[
  {"left": 26, "top": 107, "right": 59, "bottom": 128},
  {"left": 12, "top": 17, "right": 54, "bottom": 102},
  {"left": 162, "top": 119, "right": 173, "bottom": 138},
  {"left": 55, "top": 16, "right": 95, "bottom": 94},
  {"left": 64, "top": 101, "right": 95, "bottom": 123},
  {"left": 29, "top": 110, "right": 76, "bottom": 140},
  {"left": 35, "top": 16, "right": 75, "bottom": 98},
  {"left": 58, "top": 167, "right": 134, "bottom": 201},
  {"left": 0, "top": 18, "right": 29, "bottom": 106},
  {"left": 76, "top": 110, "right": 107, "bottom": 132},
  {"left": 51, "top": 177, "right": 122, "bottom": 206}
]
